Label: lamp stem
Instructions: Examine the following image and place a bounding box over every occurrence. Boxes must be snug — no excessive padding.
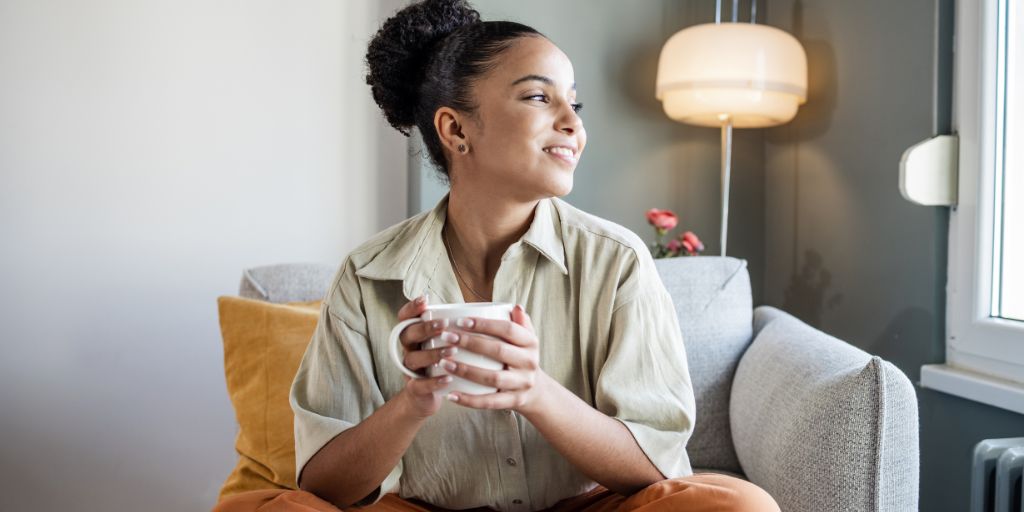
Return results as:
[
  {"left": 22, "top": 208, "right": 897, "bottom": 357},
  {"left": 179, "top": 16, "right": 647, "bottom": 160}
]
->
[
  {"left": 751, "top": 0, "right": 758, "bottom": 23},
  {"left": 720, "top": 116, "right": 733, "bottom": 257},
  {"left": 715, "top": 0, "right": 721, "bottom": 24},
  {"left": 732, "top": 0, "right": 739, "bottom": 22}
]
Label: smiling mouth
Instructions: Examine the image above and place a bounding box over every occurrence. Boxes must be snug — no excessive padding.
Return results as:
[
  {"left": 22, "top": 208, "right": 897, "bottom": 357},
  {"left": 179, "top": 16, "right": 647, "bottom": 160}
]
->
[{"left": 543, "top": 147, "right": 577, "bottom": 165}]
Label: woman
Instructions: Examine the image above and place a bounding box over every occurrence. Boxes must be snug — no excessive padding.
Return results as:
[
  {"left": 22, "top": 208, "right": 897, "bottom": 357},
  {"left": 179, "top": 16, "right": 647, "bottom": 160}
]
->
[{"left": 216, "top": 1, "right": 780, "bottom": 511}]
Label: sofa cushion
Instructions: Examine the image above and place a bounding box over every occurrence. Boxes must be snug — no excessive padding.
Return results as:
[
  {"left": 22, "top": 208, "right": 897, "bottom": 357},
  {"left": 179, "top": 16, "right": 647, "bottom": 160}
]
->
[
  {"left": 654, "top": 256, "right": 752, "bottom": 474},
  {"left": 731, "top": 306, "right": 919, "bottom": 511},
  {"left": 216, "top": 296, "right": 321, "bottom": 500}
]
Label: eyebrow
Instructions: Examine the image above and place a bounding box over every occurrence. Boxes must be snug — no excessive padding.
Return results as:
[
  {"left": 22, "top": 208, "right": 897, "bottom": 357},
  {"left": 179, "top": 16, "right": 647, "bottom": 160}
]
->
[{"left": 510, "top": 74, "right": 576, "bottom": 91}]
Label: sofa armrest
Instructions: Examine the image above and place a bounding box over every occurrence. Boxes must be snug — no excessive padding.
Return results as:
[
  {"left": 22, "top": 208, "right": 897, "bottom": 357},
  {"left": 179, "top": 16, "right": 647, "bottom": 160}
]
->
[{"left": 730, "top": 306, "right": 919, "bottom": 512}]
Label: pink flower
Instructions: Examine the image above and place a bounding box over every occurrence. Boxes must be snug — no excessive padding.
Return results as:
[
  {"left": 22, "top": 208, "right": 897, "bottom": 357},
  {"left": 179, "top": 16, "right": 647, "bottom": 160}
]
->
[
  {"left": 679, "top": 231, "right": 704, "bottom": 255},
  {"left": 666, "top": 239, "right": 682, "bottom": 254},
  {"left": 645, "top": 208, "right": 678, "bottom": 231}
]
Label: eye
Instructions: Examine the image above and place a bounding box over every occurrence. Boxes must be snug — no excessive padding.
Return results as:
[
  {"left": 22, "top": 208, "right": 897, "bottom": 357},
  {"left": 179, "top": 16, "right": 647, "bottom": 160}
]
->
[{"left": 525, "top": 94, "right": 584, "bottom": 114}]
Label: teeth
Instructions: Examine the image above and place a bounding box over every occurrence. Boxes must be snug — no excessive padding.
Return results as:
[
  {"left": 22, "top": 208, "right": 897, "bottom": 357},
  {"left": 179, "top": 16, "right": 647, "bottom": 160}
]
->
[{"left": 544, "top": 147, "right": 575, "bottom": 158}]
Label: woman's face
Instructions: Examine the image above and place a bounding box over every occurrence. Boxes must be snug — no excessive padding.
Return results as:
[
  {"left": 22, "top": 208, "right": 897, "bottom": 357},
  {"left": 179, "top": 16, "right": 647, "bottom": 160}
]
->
[{"left": 452, "top": 36, "right": 586, "bottom": 202}]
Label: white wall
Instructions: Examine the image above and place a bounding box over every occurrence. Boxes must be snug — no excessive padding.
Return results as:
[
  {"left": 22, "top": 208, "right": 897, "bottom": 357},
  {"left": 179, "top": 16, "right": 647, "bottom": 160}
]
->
[{"left": 0, "top": 1, "right": 407, "bottom": 510}]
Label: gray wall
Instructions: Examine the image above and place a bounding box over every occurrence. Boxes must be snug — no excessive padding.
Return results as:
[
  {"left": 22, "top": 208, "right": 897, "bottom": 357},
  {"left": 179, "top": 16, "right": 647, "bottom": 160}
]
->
[
  {"left": 762, "top": 1, "right": 1024, "bottom": 512},
  {"left": 409, "top": 0, "right": 767, "bottom": 304}
]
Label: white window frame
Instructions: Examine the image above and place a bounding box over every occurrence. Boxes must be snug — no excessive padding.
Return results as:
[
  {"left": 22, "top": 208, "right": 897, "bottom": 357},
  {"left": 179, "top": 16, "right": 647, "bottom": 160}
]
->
[{"left": 921, "top": 0, "right": 1024, "bottom": 415}]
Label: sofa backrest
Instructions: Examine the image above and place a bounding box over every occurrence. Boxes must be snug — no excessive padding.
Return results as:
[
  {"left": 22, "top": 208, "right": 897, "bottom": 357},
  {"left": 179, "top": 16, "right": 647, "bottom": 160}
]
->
[
  {"left": 654, "top": 255, "right": 753, "bottom": 474},
  {"left": 238, "top": 263, "right": 335, "bottom": 303},
  {"left": 240, "top": 255, "right": 754, "bottom": 474}
]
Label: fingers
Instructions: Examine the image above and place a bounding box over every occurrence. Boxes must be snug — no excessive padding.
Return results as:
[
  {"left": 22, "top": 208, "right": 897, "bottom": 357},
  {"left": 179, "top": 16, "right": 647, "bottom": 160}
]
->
[
  {"left": 403, "top": 345, "right": 459, "bottom": 373},
  {"left": 440, "top": 358, "right": 532, "bottom": 392},
  {"left": 397, "top": 294, "right": 429, "bottom": 321},
  {"left": 442, "top": 331, "right": 537, "bottom": 370},
  {"left": 454, "top": 316, "right": 536, "bottom": 348},
  {"left": 511, "top": 304, "right": 535, "bottom": 332},
  {"left": 406, "top": 373, "right": 453, "bottom": 397},
  {"left": 399, "top": 317, "right": 450, "bottom": 350},
  {"left": 448, "top": 390, "right": 520, "bottom": 410}
]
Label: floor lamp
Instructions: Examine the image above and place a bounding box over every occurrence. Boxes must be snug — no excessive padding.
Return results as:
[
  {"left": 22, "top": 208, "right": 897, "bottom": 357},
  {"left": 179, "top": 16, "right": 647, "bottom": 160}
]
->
[{"left": 655, "top": 0, "right": 808, "bottom": 256}]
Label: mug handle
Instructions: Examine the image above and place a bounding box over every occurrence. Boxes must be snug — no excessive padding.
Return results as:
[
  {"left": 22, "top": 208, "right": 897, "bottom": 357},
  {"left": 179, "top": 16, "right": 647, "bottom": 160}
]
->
[{"left": 388, "top": 317, "right": 429, "bottom": 380}]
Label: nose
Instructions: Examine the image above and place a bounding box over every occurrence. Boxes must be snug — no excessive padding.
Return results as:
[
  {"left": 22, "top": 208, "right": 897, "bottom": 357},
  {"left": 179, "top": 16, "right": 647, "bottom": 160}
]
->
[{"left": 556, "top": 102, "right": 582, "bottom": 135}]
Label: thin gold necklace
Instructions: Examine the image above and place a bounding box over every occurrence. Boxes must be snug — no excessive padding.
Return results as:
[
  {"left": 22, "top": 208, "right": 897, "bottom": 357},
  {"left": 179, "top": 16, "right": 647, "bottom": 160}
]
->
[{"left": 443, "top": 223, "right": 490, "bottom": 302}]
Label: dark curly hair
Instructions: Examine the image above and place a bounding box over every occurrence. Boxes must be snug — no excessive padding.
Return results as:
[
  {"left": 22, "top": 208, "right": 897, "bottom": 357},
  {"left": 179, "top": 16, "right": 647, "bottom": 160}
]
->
[{"left": 365, "top": 0, "right": 544, "bottom": 182}]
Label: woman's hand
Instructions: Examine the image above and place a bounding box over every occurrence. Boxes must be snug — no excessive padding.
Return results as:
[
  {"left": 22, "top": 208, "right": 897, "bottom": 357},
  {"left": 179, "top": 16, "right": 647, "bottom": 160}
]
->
[
  {"left": 395, "top": 294, "right": 459, "bottom": 420},
  {"left": 440, "top": 304, "right": 549, "bottom": 415}
]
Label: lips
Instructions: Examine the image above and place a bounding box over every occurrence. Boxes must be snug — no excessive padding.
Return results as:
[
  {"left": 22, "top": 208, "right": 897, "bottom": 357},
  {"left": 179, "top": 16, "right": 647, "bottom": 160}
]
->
[{"left": 542, "top": 145, "right": 578, "bottom": 165}]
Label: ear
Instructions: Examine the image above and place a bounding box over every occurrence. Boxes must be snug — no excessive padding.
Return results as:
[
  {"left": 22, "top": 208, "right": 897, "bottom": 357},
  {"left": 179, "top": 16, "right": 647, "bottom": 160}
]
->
[{"left": 433, "top": 106, "right": 468, "bottom": 155}]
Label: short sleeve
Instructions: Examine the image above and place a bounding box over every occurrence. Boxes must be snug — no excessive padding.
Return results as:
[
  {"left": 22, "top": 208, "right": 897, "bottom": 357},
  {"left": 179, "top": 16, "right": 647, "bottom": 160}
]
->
[
  {"left": 289, "top": 262, "right": 401, "bottom": 506},
  {"left": 593, "top": 255, "right": 696, "bottom": 479}
]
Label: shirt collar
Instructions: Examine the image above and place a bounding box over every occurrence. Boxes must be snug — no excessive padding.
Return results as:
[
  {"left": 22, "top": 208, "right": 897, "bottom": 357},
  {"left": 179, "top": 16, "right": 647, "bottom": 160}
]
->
[
  {"left": 520, "top": 195, "right": 568, "bottom": 276},
  {"left": 355, "top": 193, "right": 568, "bottom": 302}
]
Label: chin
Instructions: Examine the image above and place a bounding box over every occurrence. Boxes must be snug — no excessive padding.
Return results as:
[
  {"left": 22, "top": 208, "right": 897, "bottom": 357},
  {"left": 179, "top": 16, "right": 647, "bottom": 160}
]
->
[
  {"left": 548, "top": 176, "right": 574, "bottom": 197},
  {"left": 552, "top": 179, "right": 569, "bottom": 196},
  {"left": 518, "top": 163, "right": 574, "bottom": 199}
]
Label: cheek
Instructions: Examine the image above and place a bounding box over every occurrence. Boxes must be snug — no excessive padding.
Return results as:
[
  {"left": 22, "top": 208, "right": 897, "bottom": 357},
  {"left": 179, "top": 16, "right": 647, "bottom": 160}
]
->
[{"left": 494, "top": 120, "right": 543, "bottom": 158}]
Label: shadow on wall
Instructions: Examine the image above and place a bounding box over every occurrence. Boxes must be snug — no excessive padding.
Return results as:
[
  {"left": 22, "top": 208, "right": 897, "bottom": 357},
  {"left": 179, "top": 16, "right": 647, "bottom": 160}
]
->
[
  {"left": 868, "top": 307, "right": 941, "bottom": 383},
  {"left": 617, "top": 40, "right": 663, "bottom": 118},
  {"left": 782, "top": 249, "right": 941, "bottom": 385},
  {"left": 782, "top": 249, "right": 843, "bottom": 329},
  {"left": 767, "top": 0, "right": 842, "bottom": 330},
  {"left": 765, "top": 0, "right": 839, "bottom": 146}
]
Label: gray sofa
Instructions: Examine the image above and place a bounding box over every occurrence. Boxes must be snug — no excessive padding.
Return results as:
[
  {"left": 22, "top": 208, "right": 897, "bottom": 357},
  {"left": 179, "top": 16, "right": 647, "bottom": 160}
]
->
[{"left": 238, "top": 255, "right": 919, "bottom": 512}]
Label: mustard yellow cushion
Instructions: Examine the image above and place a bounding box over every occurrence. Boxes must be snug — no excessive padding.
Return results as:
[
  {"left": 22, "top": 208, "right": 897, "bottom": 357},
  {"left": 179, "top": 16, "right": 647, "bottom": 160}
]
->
[{"left": 216, "top": 296, "right": 321, "bottom": 501}]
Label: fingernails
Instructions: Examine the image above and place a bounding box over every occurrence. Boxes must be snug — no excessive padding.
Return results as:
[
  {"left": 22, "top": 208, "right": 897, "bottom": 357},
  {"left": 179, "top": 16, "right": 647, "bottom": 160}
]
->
[
  {"left": 431, "top": 319, "right": 449, "bottom": 329},
  {"left": 446, "top": 393, "right": 459, "bottom": 402},
  {"left": 455, "top": 318, "right": 474, "bottom": 328},
  {"left": 440, "top": 331, "right": 459, "bottom": 343},
  {"left": 442, "top": 360, "right": 457, "bottom": 372},
  {"left": 440, "top": 375, "right": 452, "bottom": 384},
  {"left": 415, "top": 295, "right": 426, "bottom": 305},
  {"left": 441, "top": 347, "right": 457, "bottom": 357}
]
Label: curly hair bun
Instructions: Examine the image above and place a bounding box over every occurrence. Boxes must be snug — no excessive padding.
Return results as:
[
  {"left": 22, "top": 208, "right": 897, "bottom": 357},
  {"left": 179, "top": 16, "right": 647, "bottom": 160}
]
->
[{"left": 366, "top": 0, "right": 481, "bottom": 135}]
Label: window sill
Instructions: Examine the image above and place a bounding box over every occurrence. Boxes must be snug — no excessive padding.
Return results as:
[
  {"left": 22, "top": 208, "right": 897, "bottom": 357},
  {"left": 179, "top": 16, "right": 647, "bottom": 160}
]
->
[{"left": 920, "top": 364, "right": 1024, "bottom": 415}]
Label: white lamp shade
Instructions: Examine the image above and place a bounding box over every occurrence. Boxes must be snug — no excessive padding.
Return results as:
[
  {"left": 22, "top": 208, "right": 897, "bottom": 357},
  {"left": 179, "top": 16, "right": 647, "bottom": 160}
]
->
[{"left": 656, "top": 23, "right": 808, "bottom": 128}]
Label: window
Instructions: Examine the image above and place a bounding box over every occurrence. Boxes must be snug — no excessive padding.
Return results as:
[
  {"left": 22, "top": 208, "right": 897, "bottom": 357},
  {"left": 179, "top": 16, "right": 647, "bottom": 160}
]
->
[
  {"left": 921, "top": 0, "right": 1024, "bottom": 415},
  {"left": 995, "top": 0, "right": 1022, "bottom": 322}
]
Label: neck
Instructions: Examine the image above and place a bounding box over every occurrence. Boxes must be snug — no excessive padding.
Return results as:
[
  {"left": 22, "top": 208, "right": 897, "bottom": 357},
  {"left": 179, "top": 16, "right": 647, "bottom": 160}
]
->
[{"left": 444, "top": 187, "right": 538, "bottom": 283}]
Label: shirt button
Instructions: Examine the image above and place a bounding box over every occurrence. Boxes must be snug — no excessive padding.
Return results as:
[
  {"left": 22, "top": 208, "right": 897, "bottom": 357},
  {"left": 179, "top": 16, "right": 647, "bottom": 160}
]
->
[
  {"left": 506, "top": 457, "right": 517, "bottom": 466},
  {"left": 512, "top": 499, "right": 523, "bottom": 505}
]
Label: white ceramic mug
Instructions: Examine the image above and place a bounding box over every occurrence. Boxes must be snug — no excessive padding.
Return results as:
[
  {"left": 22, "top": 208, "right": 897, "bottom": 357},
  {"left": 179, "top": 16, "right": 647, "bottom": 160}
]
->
[{"left": 388, "top": 302, "right": 514, "bottom": 395}]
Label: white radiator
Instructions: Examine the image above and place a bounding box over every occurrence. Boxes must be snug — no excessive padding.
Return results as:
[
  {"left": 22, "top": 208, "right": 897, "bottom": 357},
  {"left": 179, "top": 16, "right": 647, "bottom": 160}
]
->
[{"left": 972, "top": 438, "right": 1024, "bottom": 512}]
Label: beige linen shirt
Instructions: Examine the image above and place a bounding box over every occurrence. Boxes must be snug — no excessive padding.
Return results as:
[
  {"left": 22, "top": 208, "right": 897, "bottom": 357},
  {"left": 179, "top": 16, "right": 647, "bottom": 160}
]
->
[{"left": 289, "top": 193, "right": 696, "bottom": 511}]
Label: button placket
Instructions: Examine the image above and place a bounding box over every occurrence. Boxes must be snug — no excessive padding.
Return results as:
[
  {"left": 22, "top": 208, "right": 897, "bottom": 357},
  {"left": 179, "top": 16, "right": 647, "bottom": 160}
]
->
[
  {"left": 492, "top": 240, "right": 536, "bottom": 510},
  {"left": 496, "top": 408, "right": 530, "bottom": 510}
]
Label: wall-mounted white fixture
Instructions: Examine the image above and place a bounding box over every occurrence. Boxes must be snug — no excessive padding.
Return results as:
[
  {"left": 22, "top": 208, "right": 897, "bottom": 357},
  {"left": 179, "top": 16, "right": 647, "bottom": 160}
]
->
[
  {"left": 898, "top": 134, "right": 959, "bottom": 206},
  {"left": 655, "top": 0, "right": 807, "bottom": 256}
]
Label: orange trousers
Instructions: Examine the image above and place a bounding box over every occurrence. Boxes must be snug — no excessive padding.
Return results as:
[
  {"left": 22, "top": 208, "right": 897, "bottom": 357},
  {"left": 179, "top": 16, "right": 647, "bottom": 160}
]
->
[{"left": 213, "top": 473, "right": 781, "bottom": 512}]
